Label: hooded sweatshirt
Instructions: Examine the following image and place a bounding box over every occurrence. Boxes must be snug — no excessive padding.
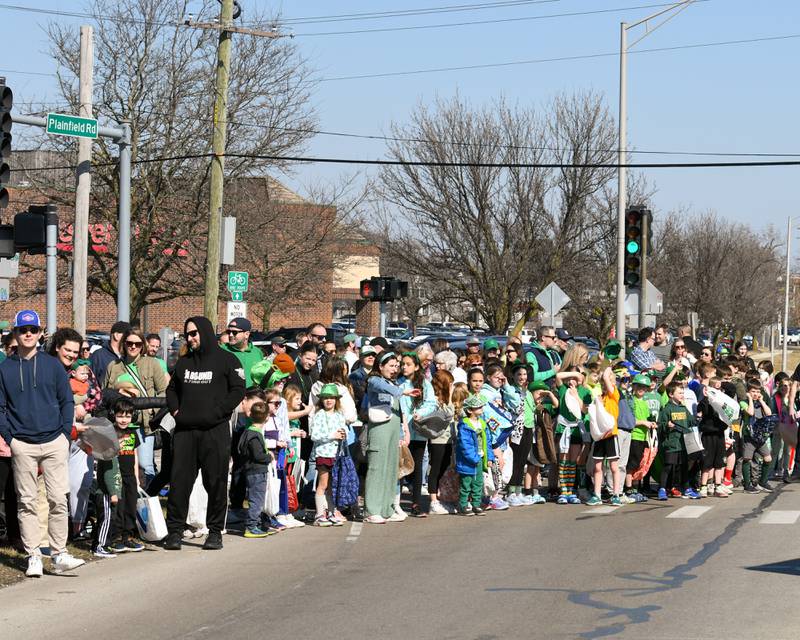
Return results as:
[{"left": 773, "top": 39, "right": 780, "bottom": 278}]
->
[
  {"left": 220, "top": 341, "right": 265, "bottom": 388},
  {"left": 166, "top": 316, "right": 246, "bottom": 431},
  {"left": 0, "top": 350, "right": 74, "bottom": 445}
]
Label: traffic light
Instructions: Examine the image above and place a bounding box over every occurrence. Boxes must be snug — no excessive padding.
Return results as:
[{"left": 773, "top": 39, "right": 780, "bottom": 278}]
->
[
  {"left": 360, "top": 276, "right": 409, "bottom": 302},
  {"left": 0, "top": 78, "right": 11, "bottom": 212},
  {"left": 360, "top": 277, "right": 380, "bottom": 300},
  {"left": 624, "top": 206, "right": 645, "bottom": 289},
  {"left": 14, "top": 205, "right": 49, "bottom": 254}
]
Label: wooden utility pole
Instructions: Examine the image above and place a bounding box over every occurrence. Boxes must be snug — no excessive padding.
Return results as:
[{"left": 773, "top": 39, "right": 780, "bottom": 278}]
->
[
  {"left": 202, "top": 0, "right": 234, "bottom": 327},
  {"left": 73, "top": 25, "right": 93, "bottom": 336},
  {"left": 193, "top": 6, "right": 281, "bottom": 328}
]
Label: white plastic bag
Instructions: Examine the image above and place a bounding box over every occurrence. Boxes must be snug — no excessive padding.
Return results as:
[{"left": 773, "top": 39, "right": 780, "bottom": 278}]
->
[
  {"left": 186, "top": 471, "right": 208, "bottom": 530},
  {"left": 263, "top": 462, "right": 280, "bottom": 517},
  {"left": 706, "top": 387, "right": 740, "bottom": 427},
  {"left": 683, "top": 427, "right": 704, "bottom": 456},
  {"left": 136, "top": 489, "right": 167, "bottom": 542},
  {"left": 588, "top": 397, "right": 615, "bottom": 441},
  {"left": 78, "top": 417, "right": 119, "bottom": 461}
]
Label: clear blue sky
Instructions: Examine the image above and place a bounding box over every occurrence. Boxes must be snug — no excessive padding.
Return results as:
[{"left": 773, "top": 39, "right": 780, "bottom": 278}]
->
[{"left": 2, "top": 0, "right": 799, "bottom": 234}]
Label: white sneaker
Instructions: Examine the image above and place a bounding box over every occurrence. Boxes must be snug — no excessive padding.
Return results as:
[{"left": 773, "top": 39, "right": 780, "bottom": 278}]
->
[
  {"left": 283, "top": 514, "right": 305, "bottom": 528},
  {"left": 25, "top": 555, "right": 43, "bottom": 578},
  {"left": 698, "top": 485, "right": 708, "bottom": 498},
  {"left": 51, "top": 552, "right": 85, "bottom": 574},
  {"left": 429, "top": 501, "right": 449, "bottom": 515},
  {"left": 387, "top": 511, "right": 406, "bottom": 522},
  {"left": 392, "top": 505, "right": 408, "bottom": 521},
  {"left": 421, "top": 485, "right": 430, "bottom": 496},
  {"left": 364, "top": 514, "right": 386, "bottom": 524}
]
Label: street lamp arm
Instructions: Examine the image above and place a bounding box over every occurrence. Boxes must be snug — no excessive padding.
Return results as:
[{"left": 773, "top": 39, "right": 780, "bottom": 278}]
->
[{"left": 627, "top": 0, "right": 697, "bottom": 48}]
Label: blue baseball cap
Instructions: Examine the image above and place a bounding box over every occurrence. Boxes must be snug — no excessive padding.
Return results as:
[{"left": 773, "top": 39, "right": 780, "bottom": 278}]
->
[{"left": 14, "top": 309, "right": 41, "bottom": 328}]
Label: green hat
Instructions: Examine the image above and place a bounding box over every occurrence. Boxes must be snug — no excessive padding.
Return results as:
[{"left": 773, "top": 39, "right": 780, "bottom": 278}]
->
[
  {"left": 484, "top": 338, "right": 500, "bottom": 351},
  {"left": 252, "top": 361, "right": 290, "bottom": 389},
  {"left": 360, "top": 345, "right": 377, "bottom": 357},
  {"left": 528, "top": 380, "right": 550, "bottom": 392},
  {"left": 463, "top": 394, "right": 487, "bottom": 410},
  {"left": 603, "top": 339, "right": 622, "bottom": 359},
  {"left": 71, "top": 358, "right": 92, "bottom": 370},
  {"left": 344, "top": 333, "right": 358, "bottom": 344},
  {"left": 511, "top": 361, "right": 528, "bottom": 373},
  {"left": 632, "top": 374, "right": 652, "bottom": 387},
  {"left": 318, "top": 383, "right": 341, "bottom": 399}
]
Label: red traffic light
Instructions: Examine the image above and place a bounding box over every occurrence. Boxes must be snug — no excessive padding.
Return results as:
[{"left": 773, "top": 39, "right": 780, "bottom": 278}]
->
[{"left": 360, "top": 278, "right": 377, "bottom": 300}]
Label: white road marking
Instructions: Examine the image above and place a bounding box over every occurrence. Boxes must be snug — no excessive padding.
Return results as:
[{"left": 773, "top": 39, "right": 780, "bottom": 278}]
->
[
  {"left": 666, "top": 506, "right": 713, "bottom": 519},
  {"left": 582, "top": 506, "right": 620, "bottom": 515},
  {"left": 346, "top": 521, "right": 363, "bottom": 542},
  {"left": 759, "top": 510, "right": 800, "bottom": 525}
]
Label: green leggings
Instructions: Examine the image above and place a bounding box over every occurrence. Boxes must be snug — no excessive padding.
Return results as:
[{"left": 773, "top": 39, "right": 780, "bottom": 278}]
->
[{"left": 459, "top": 470, "right": 484, "bottom": 508}]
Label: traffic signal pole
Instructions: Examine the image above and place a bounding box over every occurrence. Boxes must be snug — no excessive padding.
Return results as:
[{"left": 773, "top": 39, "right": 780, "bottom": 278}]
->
[
  {"left": 615, "top": 21, "right": 628, "bottom": 350},
  {"left": 11, "top": 112, "right": 131, "bottom": 322},
  {"left": 638, "top": 210, "right": 648, "bottom": 324}
]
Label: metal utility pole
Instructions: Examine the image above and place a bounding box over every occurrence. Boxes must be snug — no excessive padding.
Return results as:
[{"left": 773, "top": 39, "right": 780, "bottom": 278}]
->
[
  {"left": 782, "top": 216, "right": 792, "bottom": 372},
  {"left": 202, "top": 0, "right": 234, "bottom": 326},
  {"left": 73, "top": 25, "right": 93, "bottom": 336},
  {"left": 615, "top": 0, "right": 696, "bottom": 351},
  {"left": 45, "top": 206, "right": 59, "bottom": 335},
  {"left": 615, "top": 20, "right": 628, "bottom": 348},
  {"left": 117, "top": 121, "right": 131, "bottom": 322}
]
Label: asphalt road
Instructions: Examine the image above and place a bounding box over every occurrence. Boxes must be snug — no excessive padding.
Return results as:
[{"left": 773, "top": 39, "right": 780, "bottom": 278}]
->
[{"left": 3, "top": 485, "right": 800, "bottom": 640}]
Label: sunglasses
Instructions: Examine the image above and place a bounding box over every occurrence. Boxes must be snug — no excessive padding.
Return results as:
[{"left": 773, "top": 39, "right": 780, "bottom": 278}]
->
[
  {"left": 16, "top": 325, "right": 41, "bottom": 335},
  {"left": 81, "top": 345, "right": 91, "bottom": 352},
  {"left": 125, "top": 340, "right": 143, "bottom": 348},
  {"left": 675, "top": 344, "right": 685, "bottom": 349},
  {"left": 268, "top": 400, "right": 282, "bottom": 406},
  {"left": 186, "top": 329, "right": 199, "bottom": 338},
  {"left": 227, "top": 329, "right": 243, "bottom": 336},
  {"left": 311, "top": 333, "right": 327, "bottom": 339}
]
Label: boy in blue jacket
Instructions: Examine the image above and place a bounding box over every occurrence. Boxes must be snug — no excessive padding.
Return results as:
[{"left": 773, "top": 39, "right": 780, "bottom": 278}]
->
[{"left": 456, "top": 394, "right": 494, "bottom": 516}]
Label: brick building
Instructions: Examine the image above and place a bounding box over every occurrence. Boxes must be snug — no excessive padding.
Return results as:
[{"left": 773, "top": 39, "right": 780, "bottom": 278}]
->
[{"left": 1, "top": 151, "right": 380, "bottom": 334}]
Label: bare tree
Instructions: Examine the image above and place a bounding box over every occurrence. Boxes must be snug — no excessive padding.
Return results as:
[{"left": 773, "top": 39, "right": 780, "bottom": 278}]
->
[
  {"left": 377, "top": 91, "right": 620, "bottom": 334},
  {"left": 649, "top": 210, "right": 782, "bottom": 338},
  {"left": 230, "top": 176, "right": 365, "bottom": 329},
  {"left": 20, "top": 0, "right": 316, "bottom": 320}
]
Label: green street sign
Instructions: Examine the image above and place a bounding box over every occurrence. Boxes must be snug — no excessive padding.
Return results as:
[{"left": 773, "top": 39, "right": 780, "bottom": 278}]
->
[
  {"left": 227, "top": 270, "right": 248, "bottom": 293},
  {"left": 231, "top": 291, "right": 244, "bottom": 301},
  {"left": 46, "top": 113, "right": 98, "bottom": 139}
]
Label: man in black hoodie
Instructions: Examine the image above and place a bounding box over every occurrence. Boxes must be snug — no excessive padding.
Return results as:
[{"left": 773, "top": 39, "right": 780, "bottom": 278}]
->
[{"left": 163, "top": 316, "right": 245, "bottom": 551}]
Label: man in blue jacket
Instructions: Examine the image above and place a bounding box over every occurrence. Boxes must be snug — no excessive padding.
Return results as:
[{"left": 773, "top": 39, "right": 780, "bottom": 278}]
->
[{"left": 0, "top": 310, "right": 83, "bottom": 577}]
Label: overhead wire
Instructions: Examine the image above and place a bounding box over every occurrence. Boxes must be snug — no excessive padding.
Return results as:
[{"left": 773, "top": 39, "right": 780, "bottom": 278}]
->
[
  {"left": 321, "top": 31, "right": 800, "bottom": 80},
  {"left": 12, "top": 103, "right": 800, "bottom": 159}
]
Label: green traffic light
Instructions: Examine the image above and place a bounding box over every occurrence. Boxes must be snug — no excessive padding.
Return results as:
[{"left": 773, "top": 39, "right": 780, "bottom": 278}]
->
[{"left": 626, "top": 240, "right": 640, "bottom": 254}]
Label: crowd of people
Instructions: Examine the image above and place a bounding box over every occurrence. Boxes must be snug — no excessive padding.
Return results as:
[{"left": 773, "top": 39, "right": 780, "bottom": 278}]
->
[{"left": 1, "top": 311, "right": 798, "bottom": 578}]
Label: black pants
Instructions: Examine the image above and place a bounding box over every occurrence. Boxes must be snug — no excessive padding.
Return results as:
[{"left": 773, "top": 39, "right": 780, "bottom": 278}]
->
[
  {"left": 146, "top": 431, "right": 173, "bottom": 497},
  {"left": 408, "top": 440, "right": 427, "bottom": 506},
  {"left": 660, "top": 452, "right": 683, "bottom": 491},
  {"left": 166, "top": 424, "right": 230, "bottom": 536},
  {"left": 114, "top": 455, "right": 138, "bottom": 541},
  {"left": 0, "top": 456, "right": 19, "bottom": 541},
  {"left": 229, "top": 468, "right": 247, "bottom": 510},
  {"left": 427, "top": 442, "right": 451, "bottom": 495},
  {"left": 92, "top": 493, "right": 117, "bottom": 549},
  {"left": 509, "top": 428, "right": 535, "bottom": 487}
]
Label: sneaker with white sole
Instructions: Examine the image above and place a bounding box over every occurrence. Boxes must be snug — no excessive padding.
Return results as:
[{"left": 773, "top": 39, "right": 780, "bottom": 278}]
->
[
  {"left": 530, "top": 494, "right": 546, "bottom": 505},
  {"left": 51, "top": 552, "right": 85, "bottom": 574},
  {"left": 387, "top": 511, "right": 406, "bottom": 522},
  {"left": 489, "top": 497, "right": 509, "bottom": 511},
  {"left": 714, "top": 485, "right": 729, "bottom": 498},
  {"left": 618, "top": 493, "right": 635, "bottom": 505},
  {"left": 25, "top": 555, "right": 43, "bottom": 578},
  {"left": 284, "top": 514, "right": 306, "bottom": 528},
  {"left": 698, "top": 485, "right": 708, "bottom": 498},
  {"left": 429, "top": 501, "right": 449, "bottom": 515},
  {"left": 506, "top": 494, "right": 525, "bottom": 507},
  {"left": 364, "top": 514, "right": 386, "bottom": 524},
  {"left": 519, "top": 494, "right": 535, "bottom": 506}
]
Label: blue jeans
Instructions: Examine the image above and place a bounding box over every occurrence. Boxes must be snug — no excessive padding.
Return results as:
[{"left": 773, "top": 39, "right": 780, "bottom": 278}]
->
[
  {"left": 246, "top": 473, "right": 267, "bottom": 530},
  {"left": 137, "top": 431, "right": 156, "bottom": 486}
]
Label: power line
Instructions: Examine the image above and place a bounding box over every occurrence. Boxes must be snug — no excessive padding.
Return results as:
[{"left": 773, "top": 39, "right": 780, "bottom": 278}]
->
[
  {"left": 295, "top": 1, "right": 706, "bottom": 37},
  {"left": 11, "top": 150, "right": 800, "bottom": 173},
  {"left": 14, "top": 104, "right": 800, "bottom": 159},
  {"left": 322, "top": 31, "right": 800, "bottom": 80},
  {"left": 279, "top": 0, "right": 561, "bottom": 25}
]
